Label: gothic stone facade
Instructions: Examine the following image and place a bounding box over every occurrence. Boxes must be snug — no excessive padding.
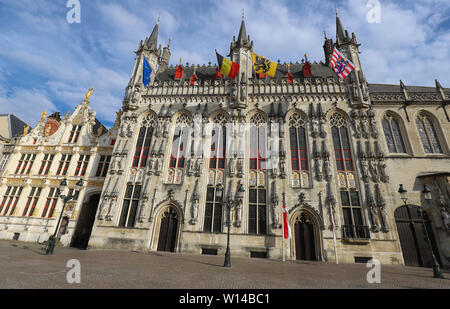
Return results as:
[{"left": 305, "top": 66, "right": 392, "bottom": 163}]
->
[{"left": 88, "top": 18, "right": 450, "bottom": 267}]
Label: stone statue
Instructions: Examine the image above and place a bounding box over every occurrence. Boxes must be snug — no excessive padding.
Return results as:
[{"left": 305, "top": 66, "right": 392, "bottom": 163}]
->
[
  {"left": 370, "top": 118, "right": 378, "bottom": 138},
  {"left": 115, "top": 154, "right": 122, "bottom": 171},
  {"left": 323, "top": 159, "right": 332, "bottom": 182},
  {"left": 237, "top": 158, "right": 243, "bottom": 177},
  {"left": 378, "top": 158, "right": 389, "bottom": 182},
  {"left": 229, "top": 154, "right": 236, "bottom": 177},
  {"left": 279, "top": 158, "right": 286, "bottom": 178},
  {"left": 311, "top": 117, "right": 319, "bottom": 137},
  {"left": 191, "top": 200, "right": 199, "bottom": 224},
  {"left": 361, "top": 116, "right": 369, "bottom": 138},
  {"left": 155, "top": 158, "right": 163, "bottom": 175},
  {"left": 360, "top": 158, "right": 370, "bottom": 183},
  {"left": 370, "top": 204, "right": 381, "bottom": 232},
  {"left": 314, "top": 158, "right": 322, "bottom": 182},
  {"left": 272, "top": 203, "right": 280, "bottom": 228},
  {"left": 240, "top": 83, "right": 247, "bottom": 101},
  {"left": 186, "top": 158, "right": 193, "bottom": 176},
  {"left": 439, "top": 196, "right": 450, "bottom": 230},
  {"left": 369, "top": 159, "right": 379, "bottom": 182}
]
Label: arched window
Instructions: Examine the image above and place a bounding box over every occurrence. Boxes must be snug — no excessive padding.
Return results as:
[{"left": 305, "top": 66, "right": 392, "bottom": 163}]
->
[
  {"left": 288, "top": 112, "right": 309, "bottom": 187},
  {"left": 204, "top": 113, "right": 227, "bottom": 233},
  {"left": 382, "top": 114, "right": 406, "bottom": 153},
  {"left": 249, "top": 113, "right": 267, "bottom": 170},
  {"left": 416, "top": 113, "right": 443, "bottom": 154},
  {"left": 132, "top": 114, "right": 156, "bottom": 168},
  {"left": 167, "top": 113, "right": 191, "bottom": 184},
  {"left": 330, "top": 113, "right": 367, "bottom": 239},
  {"left": 248, "top": 113, "right": 267, "bottom": 235}
]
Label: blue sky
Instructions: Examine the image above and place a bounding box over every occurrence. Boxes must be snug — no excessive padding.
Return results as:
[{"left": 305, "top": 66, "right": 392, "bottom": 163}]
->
[{"left": 0, "top": 0, "right": 449, "bottom": 128}]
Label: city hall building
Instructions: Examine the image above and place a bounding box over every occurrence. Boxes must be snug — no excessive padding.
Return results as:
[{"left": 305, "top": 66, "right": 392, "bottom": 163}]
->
[{"left": 1, "top": 14, "right": 449, "bottom": 268}]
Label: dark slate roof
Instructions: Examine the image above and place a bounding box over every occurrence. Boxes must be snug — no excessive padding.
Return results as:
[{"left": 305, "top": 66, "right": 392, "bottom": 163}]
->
[
  {"left": 92, "top": 118, "right": 108, "bottom": 136},
  {"left": 156, "top": 62, "right": 339, "bottom": 84},
  {"left": 0, "top": 114, "right": 30, "bottom": 137},
  {"left": 369, "top": 84, "right": 444, "bottom": 93}
]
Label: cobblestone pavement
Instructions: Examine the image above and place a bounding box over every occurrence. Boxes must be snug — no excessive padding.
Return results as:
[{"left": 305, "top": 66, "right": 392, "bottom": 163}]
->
[{"left": 0, "top": 240, "right": 449, "bottom": 289}]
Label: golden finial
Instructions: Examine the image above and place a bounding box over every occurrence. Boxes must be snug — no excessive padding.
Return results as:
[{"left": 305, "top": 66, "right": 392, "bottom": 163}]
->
[
  {"left": 84, "top": 87, "right": 94, "bottom": 102},
  {"left": 242, "top": 8, "right": 245, "bottom": 20},
  {"left": 179, "top": 57, "right": 183, "bottom": 64},
  {"left": 22, "top": 125, "right": 30, "bottom": 136},
  {"left": 323, "top": 30, "right": 328, "bottom": 40},
  {"left": 304, "top": 54, "right": 308, "bottom": 62}
]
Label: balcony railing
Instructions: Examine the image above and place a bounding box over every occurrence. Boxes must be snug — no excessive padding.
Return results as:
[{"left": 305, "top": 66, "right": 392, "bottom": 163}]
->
[{"left": 341, "top": 225, "right": 370, "bottom": 240}]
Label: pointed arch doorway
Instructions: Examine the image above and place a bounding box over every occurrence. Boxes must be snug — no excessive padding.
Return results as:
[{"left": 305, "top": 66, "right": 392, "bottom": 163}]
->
[
  {"left": 294, "top": 213, "right": 316, "bottom": 260},
  {"left": 157, "top": 206, "right": 179, "bottom": 252}
]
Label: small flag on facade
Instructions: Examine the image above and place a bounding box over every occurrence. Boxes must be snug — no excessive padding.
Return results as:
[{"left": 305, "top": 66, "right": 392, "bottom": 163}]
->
[
  {"left": 251, "top": 52, "right": 277, "bottom": 78},
  {"left": 174, "top": 64, "right": 183, "bottom": 80},
  {"left": 215, "top": 67, "right": 222, "bottom": 79},
  {"left": 282, "top": 204, "right": 291, "bottom": 239},
  {"left": 143, "top": 57, "right": 152, "bottom": 86},
  {"left": 216, "top": 50, "right": 239, "bottom": 80},
  {"left": 330, "top": 47, "right": 354, "bottom": 80}
]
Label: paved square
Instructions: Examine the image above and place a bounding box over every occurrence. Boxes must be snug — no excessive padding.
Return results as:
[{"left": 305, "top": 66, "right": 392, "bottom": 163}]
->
[{"left": 0, "top": 240, "right": 449, "bottom": 289}]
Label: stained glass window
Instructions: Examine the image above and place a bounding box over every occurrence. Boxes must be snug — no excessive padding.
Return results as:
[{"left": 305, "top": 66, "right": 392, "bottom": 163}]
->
[
  {"left": 416, "top": 113, "right": 443, "bottom": 154},
  {"left": 382, "top": 114, "right": 406, "bottom": 153}
]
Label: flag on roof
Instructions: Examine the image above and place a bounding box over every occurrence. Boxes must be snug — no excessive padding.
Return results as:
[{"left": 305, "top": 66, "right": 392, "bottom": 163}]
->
[
  {"left": 190, "top": 73, "right": 197, "bottom": 85},
  {"left": 251, "top": 52, "right": 277, "bottom": 78},
  {"left": 215, "top": 67, "right": 222, "bottom": 79},
  {"left": 330, "top": 47, "right": 354, "bottom": 80},
  {"left": 286, "top": 72, "right": 293, "bottom": 83},
  {"left": 143, "top": 57, "right": 152, "bottom": 86},
  {"left": 216, "top": 50, "right": 239, "bottom": 80},
  {"left": 174, "top": 64, "right": 183, "bottom": 80}
]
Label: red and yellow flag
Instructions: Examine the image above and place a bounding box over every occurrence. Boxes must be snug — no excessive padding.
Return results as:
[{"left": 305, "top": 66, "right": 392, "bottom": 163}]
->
[{"left": 216, "top": 51, "right": 239, "bottom": 80}]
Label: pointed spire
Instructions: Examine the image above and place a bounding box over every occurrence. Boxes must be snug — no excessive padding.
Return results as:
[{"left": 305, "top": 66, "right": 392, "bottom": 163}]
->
[
  {"left": 336, "top": 9, "right": 348, "bottom": 45},
  {"left": 231, "top": 11, "right": 251, "bottom": 50},
  {"left": 146, "top": 20, "right": 159, "bottom": 50},
  {"left": 237, "top": 18, "right": 248, "bottom": 46}
]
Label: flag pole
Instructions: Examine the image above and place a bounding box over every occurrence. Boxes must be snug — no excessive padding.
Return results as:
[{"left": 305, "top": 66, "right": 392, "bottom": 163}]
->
[{"left": 282, "top": 192, "right": 286, "bottom": 262}]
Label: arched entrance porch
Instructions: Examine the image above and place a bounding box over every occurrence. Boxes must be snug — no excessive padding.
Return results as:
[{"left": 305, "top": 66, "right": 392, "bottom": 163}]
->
[{"left": 70, "top": 193, "right": 101, "bottom": 249}]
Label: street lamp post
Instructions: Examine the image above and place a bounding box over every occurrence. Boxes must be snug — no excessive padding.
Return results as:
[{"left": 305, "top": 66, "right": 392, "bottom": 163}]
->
[
  {"left": 222, "top": 182, "right": 245, "bottom": 268},
  {"left": 397, "top": 184, "right": 444, "bottom": 279},
  {"left": 45, "top": 178, "right": 83, "bottom": 255},
  {"left": 420, "top": 184, "right": 444, "bottom": 279}
]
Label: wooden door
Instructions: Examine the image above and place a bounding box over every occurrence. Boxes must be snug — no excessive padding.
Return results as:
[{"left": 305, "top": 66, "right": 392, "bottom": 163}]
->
[
  {"left": 395, "top": 205, "right": 440, "bottom": 267},
  {"left": 294, "top": 213, "right": 316, "bottom": 261},
  {"left": 157, "top": 208, "right": 178, "bottom": 252}
]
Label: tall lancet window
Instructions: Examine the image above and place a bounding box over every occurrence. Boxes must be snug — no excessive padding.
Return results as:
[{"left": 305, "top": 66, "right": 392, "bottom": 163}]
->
[
  {"left": 415, "top": 113, "right": 443, "bottom": 154},
  {"left": 288, "top": 112, "right": 309, "bottom": 187},
  {"left": 382, "top": 113, "right": 406, "bottom": 153},
  {"left": 248, "top": 113, "right": 267, "bottom": 235},
  {"left": 132, "top": 114, "right": 156, "bottom": 168},
  {"left": 330, "top": 113, "right": 366, "bottom": 239},
  {"left": 167, "top": 113, "right": 191, "bottom": 184},
  {"left": 204, "top": 113, "right": 227, "bottom": 233}
]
